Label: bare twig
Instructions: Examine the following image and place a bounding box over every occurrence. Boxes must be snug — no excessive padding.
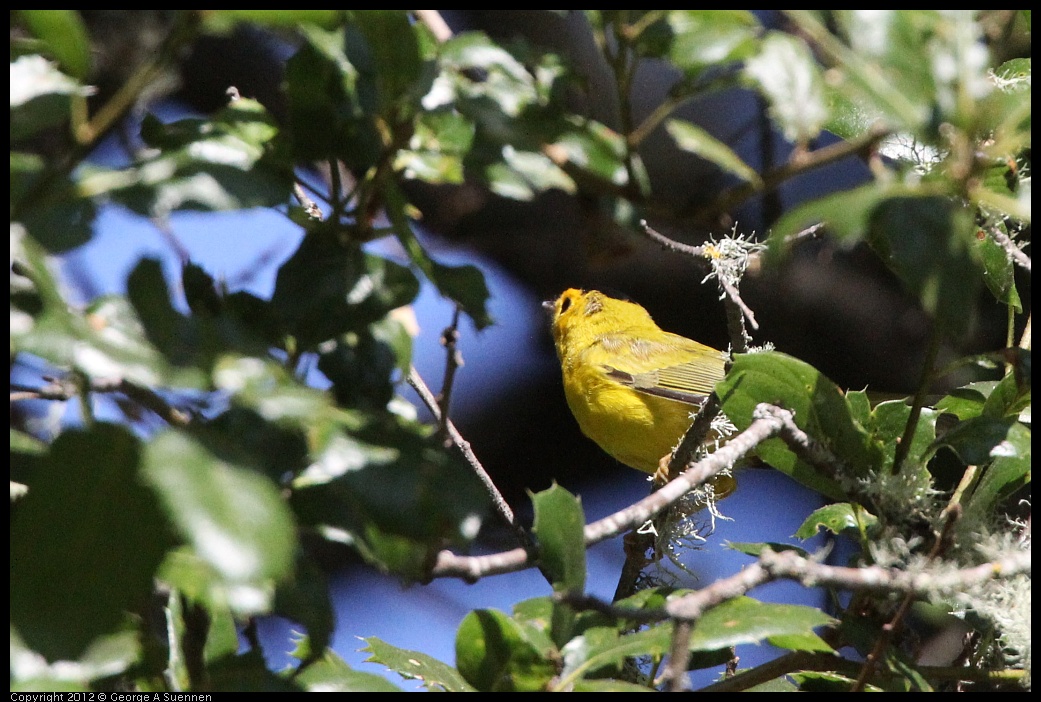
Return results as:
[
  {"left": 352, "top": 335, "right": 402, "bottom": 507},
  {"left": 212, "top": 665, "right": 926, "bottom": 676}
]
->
[
  {"left": 406, "top": 366, "right": 536, "bottom": 559},
  {"left": 436, "top": 305, "right": 464, "bottom": 444},
  {"left": 701, "top": 123, "right": 892, "bottom": 219},
  {"left": 11, "top": 376, "right": 192, "bottom": 427},
  {"left": 565, "top": 540, "right": 1030, "bottom": 691},
  {"left": 663, "top": 618, "right": 695, "bottom": 691},
  {"left": 413, "top": 10, "right": 454, "bottom": 43},
  {"left": 431, "top": 404, "right": 786, "bottom": 581}
]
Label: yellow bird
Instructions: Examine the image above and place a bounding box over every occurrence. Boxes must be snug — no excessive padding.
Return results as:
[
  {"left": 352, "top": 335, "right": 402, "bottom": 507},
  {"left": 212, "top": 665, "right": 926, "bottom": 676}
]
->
[{"left": 545, "top": 288, "right": 731, "bottom": 485}]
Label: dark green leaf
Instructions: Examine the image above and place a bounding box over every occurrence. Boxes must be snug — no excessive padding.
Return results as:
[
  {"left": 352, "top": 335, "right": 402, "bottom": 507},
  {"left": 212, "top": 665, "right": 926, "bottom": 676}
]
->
[
  {"left": 348, "top": 11, "right": 432, "bottom": 121},
  {"left": 291, "top": 420, "right": 488, "bottom": 578},
  {"left": 274, "top": 557, "right": 335, "bottom": 658},
  {"left": 11, "top": 153, "right": 95, "bottom": 252},
  {"left": 271, "top": 229, "right": 420, "bottom": 349},
  {"left": 456, "top": 609, "right": 559, "bottom": 692},
  {"left": 285, "top": 28, "right": 379, "bottom": 168},
  {"left": 207, "top": 651, "right": 302, "bottom": 692},
  {"left": 11, "top": 425, "right": 173, "bottom": 661},
  {"left": 867, "top": 195, "right": 982, "bottom": 338},
  {"left": 361, "top": 636, "right": 472, "bottom": 692},
  {"left": 930, "top": 415, "right": 1027, "bottom": 467},
  {"left": 962, "top": 435, "right": 1031, "bottom": 526}
]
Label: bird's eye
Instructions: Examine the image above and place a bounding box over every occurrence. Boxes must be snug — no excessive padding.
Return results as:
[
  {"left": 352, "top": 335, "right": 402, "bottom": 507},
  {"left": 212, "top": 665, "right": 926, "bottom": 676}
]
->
[{"left": 559, "top": 297, "right": 572, "bottom": 314}]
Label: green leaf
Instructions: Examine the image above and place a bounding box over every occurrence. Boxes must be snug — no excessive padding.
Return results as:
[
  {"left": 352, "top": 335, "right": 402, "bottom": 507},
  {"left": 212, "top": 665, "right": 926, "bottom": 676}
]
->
[
  {"left": 456, "top": 609, "right": 559, "bottom": 692},
  {"left": 794, "top": 503, "right": 876, "bottom": 540},
  {"left": 531, "top": 483, "right": 586, "bottom": 649},
  {"left": 207, "top": 651, "right": 302, "bottom": 691},
  {"left": 665, "top": 119, "right": 762, "bottom": 186},
  {"left": 103, "top": 98, "right": 291, "bottom": 217},
  {"left": 936, "top": 381, "right": 998, "bottom": 421},
  {"left": 142, "top": 429, "right": 297, "bottom": 614},
  {"left": 361, "top": 636, "right": 473, "bottom": 692},
  {"left": 572, "top": 679, "right": 655, "bottom": 692},
  {"left": 396, "top": 109, "right": 473, "bottom": 185},
  {"left": 981, "top": 363, "right": 1031, "bottom": 420},
  {"left": 867, "top": 400, "right": 940, "bottom": 470},
  {"left": 962, "top": 432, "right": 1031, "bottom": 526},
  {"left": 318, "top": 316, "right": 414, "bottom": 411},
  {"left": 16, "top": 11, "right": 92, "bottom": 80},
  {"left": 552, "top": 119, "right": 639, "bottom": 193},
  {"left": 10, "top": 424, "right": 173, "bottom": 661},
  {"left": 11, "top": 153, "right": 95, "bottom": 252},
  {"left": 274, "top": 557, "right": 335, "bottom": 659},
  {"left": 933, "top": 417, "right": 1031, "bottom": 522},
  {"left": 689, "top": 597, "right": 835, "bottom": 652},
  {"left": 559, "top": 625, "right": 672, "bottom": 686},
  {"left": 531, "top": 483, "right": 586, "bottom": 594},
  {"left": 930, "top": 415, "right": 1028, "bottom": 467},
  {"left": 717, "top": 351, "right": 881, "bottom": 499},
  {"left": 767, "top": 183, "right": 888, "bottom": 259},
  {"left": 727, "top": 541, "right": 811, "bottom": 558},
  {"left": 867, "top": 195, "right": 982, "bottom": 338},
  {"left": 291, "top": 641, "right": 402, "bottom": 692},
  {"left": 745, "top": 31, "right": 827, "bottom": 142}
]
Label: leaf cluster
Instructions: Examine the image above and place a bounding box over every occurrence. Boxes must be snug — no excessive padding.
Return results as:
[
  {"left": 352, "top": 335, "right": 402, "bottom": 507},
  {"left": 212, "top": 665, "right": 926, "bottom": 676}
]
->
[{"left": 10, "top": 9, "right": 1030, "bottom": 693}]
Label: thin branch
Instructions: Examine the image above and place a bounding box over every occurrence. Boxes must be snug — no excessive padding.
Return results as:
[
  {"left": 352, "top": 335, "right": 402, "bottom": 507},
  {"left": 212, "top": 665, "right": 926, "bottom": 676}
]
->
[
  {"left": 663, "top": 618, "right": 695, "bottom": 692},
  {"left": 406, "top": 366, "right": 535, "bottom": 560},
  {"left": 413, "top": 10, "right": 454, "bottom": 43},
  {"left": 436, "top": 305, "right": 463, "bottom": 444},
  {"left": 699, "top": 123, "right": 892, "bottom": 220},
  {"left": 430, "top": 405, "right": 785, "bottom": 581},
  {"left": 892, "top": 327, "right": 941, "bottom": 475},
  {"left": 11, "top": 376, "right": 192, "bottom": 427},
  {"left": 638, "top": 221, "right": 759, "bottom": 343}
]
